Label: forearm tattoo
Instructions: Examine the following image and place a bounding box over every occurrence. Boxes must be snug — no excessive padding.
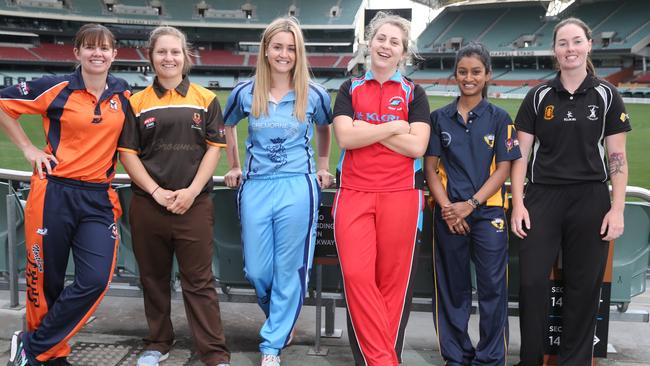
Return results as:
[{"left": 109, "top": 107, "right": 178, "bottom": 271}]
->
[{"left": 609, "top": 152, "right": 626, "bottom": 176}]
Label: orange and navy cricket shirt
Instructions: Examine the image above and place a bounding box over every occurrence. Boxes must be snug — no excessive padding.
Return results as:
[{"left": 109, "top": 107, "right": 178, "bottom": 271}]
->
[{"left": 0, "top": 68, "right": 130, "bottom": 183}]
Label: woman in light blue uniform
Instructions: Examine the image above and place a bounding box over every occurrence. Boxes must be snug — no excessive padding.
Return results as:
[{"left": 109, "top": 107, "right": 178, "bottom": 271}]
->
[{"left": 223, "top": 17, "right": 333, "bottom": 366}]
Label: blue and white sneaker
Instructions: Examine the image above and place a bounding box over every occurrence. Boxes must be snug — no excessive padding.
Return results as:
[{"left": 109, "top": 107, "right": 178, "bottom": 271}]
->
[
  {"left": 260, "top": 354, "right": 280, "bottom": 366},
  {"left": 7, "top": 331, "right": 30, "bottom": 366},
  {"left": 136, "top": 350, "right": 169, "bottom": 366}
]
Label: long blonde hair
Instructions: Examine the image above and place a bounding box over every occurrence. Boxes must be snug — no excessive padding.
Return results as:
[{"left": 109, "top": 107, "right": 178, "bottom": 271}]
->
[{"left": 252, "top": 17, "right": 310, "bottom": 121}]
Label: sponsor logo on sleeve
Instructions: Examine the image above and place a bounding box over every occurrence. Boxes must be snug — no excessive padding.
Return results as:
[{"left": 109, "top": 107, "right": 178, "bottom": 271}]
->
[
  {"left": 619, "top": 112, "right": 629, "bottom": 123},
  {"left": 506, "top": 138, "right": 519, "bottom": 152},
  {"left": 17, "top": 82, "right": 30, "bottom": 96}
]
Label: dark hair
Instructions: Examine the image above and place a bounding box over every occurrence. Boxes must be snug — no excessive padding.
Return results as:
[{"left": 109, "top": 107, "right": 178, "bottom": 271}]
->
[
  {"left": 453, "top": 41, "right": 492, "bottom": 98},
  {"left": 73, "top": 24, "right": 116, "bottom": 50},
  {"left": 553, "top": 17, "right": 595, "bottom": 75}
]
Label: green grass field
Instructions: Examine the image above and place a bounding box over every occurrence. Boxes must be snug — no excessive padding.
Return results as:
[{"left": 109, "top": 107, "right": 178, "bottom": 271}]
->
[{"left": 1, "top": 92, "right": 648, "bottom": 189}]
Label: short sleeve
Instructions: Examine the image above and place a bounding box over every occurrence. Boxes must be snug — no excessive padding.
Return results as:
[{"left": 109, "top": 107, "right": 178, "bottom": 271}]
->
[
  {"left": 205, "top": 96, "right": 227, "bottom": 147},
  {"left": 0, "top": 76, "right": 63, "bottom": 119},
  {"left": 117, "top": 101, "right": 140, "bottom": 154},
  {"left": 333, "top": 79, "right": 353, "bottom": 119},
  {"left": 408, "top": 85, "right": 431, "bottom": 123},
  {"left": 604, "top": 85, "right": 631, "bottom": 136},
  {"left": 223, "top": 81, "right": 250, "bottom": 126},
  {"left": 309, "top": 84, "right": 332, "bottom": 125},
  {"left": 494, "top": 109, "right": 522, "bottom": 162},
  {"left": 514, "top": 87, "right": 538, "bottom": 134},
  {"left": 425, "top": 111, "right": 441, "bottom": 157}
]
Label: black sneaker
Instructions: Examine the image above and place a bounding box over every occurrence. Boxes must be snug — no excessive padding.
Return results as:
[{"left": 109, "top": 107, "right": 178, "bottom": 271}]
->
[{"left": 7, "top": 331, "right": 29, "bottom": 366}]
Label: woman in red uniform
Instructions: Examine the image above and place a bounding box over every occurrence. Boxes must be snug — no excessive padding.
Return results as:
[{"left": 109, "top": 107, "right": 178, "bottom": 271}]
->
[
  {"left": 332, "top": 12, "right": 430, "bottom": 366},
  {"left": 511, "top": 17, "right": 630, "bottom": 365},
  {"left": 0, "top": 24, "right": 130, "bottom": 366}
]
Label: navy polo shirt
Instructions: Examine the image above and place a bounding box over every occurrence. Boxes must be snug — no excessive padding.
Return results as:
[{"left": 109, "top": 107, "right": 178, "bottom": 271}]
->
[
  {"left": 515, "top": 73, "right": 631, "bottom": 184},
  {"left": 426, "top": 98, "right": 521, "bottom": 207}
]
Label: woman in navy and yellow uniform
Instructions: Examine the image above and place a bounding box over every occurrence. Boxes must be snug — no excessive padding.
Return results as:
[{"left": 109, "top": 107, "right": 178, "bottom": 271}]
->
[
  {"left": 0, "top": 24, "right": 130, "bottom": 366},
  {"left": 118, "top": 26, "right": 230, "bottom": 366},
  {"left": 511, "top": 18, "right": 630, "bottom": 366},
  {"left": 425, "top": 42, "right": 520, "bottom": 366}
]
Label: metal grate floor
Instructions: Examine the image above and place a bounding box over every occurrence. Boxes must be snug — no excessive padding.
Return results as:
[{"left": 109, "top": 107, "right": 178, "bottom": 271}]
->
[{"left": 68, "top": 342, "right": 192, "bottom": 366}]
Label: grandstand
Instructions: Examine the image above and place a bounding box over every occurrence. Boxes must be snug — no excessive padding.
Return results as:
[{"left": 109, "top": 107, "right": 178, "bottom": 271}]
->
[
  {"left": 0, "top": 0, "right": 648, "bottom": 97},
  {"left": 415, "top": 0, "right": 650, "bottom": 98},
  {"left": 0, "top": 0, "right": 361, "bottom": 89}
]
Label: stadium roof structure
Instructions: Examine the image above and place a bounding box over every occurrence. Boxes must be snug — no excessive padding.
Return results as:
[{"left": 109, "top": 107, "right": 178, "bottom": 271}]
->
[{"left": 0, "top": 0, "right": 363, "bottom": 30}]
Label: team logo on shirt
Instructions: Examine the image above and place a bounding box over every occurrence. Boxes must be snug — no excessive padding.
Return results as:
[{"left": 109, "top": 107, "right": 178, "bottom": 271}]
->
[
  {"left": 505, "top": 138, "right": 519, "bottom": 152},
  {"left": 490, "top": 218, "right": 505, "bottom": 232},
  {"left": 109, "top": 98, "right": 119, "bottom": 112},
  {"left": 483, "top": 134, "right": 495, "bottom": 148},
  {"left": 387, "top": 96, "right": 405, "bottom": 111},
  {"left": 191, "top": 113, "right": 203, "bottom": 130},
  {"left": 143, "top": 117, "right": 156, "bottom": 129},
  {"left": 266, "top": 137, "right": 288, "bottom": 169},
  {"left": 587, "top": 105, "right": 599, "bottom": 121},
  {"left": 441, "top": 132, "right": 452, "bottom": 148},
  {"left": 563, "top": 111, "right": 576, "bottom": 122},
  {"left": 193, "top": 112, "right": 202, "bottom": 124},
  {"left": 218, "top": 127, "right": 226, "bottom": 138},
  {"left": 17, "top": 81, "right": 30, "bottom": 96},
  {"left": 36, "top": 227, "right": 48, "bottom": 236},
  {"left": 544, "top": 105, "right": 554, "bottom": 120}
]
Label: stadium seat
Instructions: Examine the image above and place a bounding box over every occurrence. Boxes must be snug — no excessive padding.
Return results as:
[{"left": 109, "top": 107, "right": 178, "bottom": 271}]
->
[
  {"left": 611, "top": 202, "right": 650, "bottom": 311},
  {"left": 0, "top": 182, "right": 25, "bottom": 275},
  {"left": 212, "top": 187, "right": 249, "bottom": 291}
]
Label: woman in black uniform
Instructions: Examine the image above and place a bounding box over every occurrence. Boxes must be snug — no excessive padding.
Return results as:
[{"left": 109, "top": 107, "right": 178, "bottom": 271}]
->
[{"left": 510, "top": 17, "right": 630, "bottom": 366}]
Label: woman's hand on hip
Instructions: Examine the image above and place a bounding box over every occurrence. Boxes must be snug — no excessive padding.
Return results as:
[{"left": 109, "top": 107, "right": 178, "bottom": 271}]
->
[{"left": 23, "top": 145, "right": 58, "bottom": 179}]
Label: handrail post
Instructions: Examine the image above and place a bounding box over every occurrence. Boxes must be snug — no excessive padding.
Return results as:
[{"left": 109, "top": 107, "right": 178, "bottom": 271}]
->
[{"left": 7, "top": 186, "right": 20, "bottom": 308}]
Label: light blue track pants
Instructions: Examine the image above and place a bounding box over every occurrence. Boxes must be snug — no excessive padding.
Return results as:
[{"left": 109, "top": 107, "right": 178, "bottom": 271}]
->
[{"left": 238, "top": 174, "right": 321, "bottom": 355}]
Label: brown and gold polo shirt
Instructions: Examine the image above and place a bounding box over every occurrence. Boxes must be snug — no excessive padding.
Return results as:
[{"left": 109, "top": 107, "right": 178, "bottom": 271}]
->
[{"left": 118, "top": 76, "right": 226, "bottom": 196}]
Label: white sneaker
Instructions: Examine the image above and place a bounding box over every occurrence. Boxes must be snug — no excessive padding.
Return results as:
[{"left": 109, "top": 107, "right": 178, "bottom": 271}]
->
[
  {"left": 137, "top": 350, "right": 169, "bottom": 366},
  {"left": 261, "top": 354, "right": 280, "bottom": 366}
]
